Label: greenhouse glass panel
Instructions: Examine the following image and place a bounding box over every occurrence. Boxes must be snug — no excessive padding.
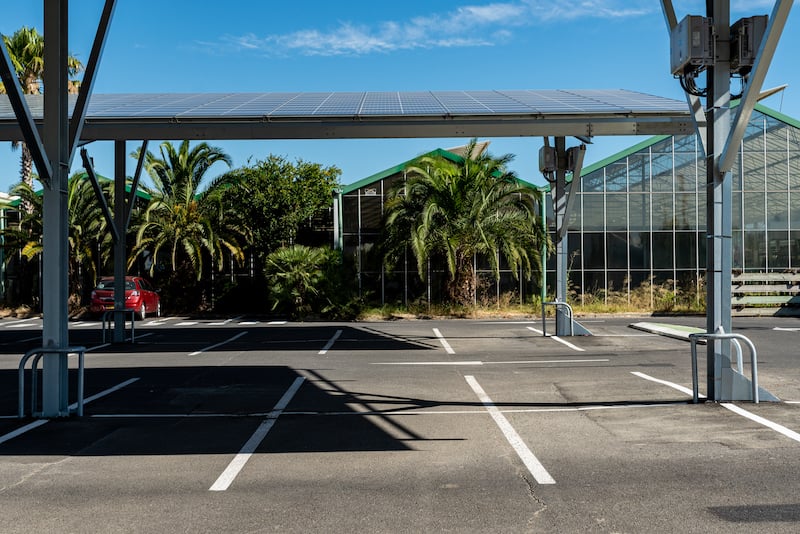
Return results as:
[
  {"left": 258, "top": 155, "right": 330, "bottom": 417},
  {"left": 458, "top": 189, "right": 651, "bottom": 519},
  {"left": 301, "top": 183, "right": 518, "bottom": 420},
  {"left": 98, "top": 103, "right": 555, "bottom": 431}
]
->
[
  {"left": 742, "top": 151, "right": 766, "bottom": 191},
  {"left": 359, "top": 195, "right": 383, "bottom": 231},
  {"left": 605, "top": 163, "right": 628, "bottom": 192},
  {"left": 674, "top": 153, "right": 697, "bottom": 192},
  {"left": 743, "top": 231, "right": 767, "bottom": 270},
  {"left": 791, "top": 230, "right": 800, "bottom": 268},
  {"left": 733, "top": 230, "right": 744, "bottom": 269},
  {"left": 629, "top": 231, "right": 650, "bottom": 269},
  {"left": 342, "top": 195, "right": 360, "bottom": 231},
  {"left": 606, "top": 232, "right": 629, "bottom": 269},
  {"left": 766, "top": 192, "right": 789, "bottom": 230},
  {"left": 581, "top": 169, "right": 605, "bottom": 193},
  {"left": 605, "top": 194, "right": 628, "bottom": 231},
  {"left": 628, "top": 153, "right": 650, "bottom": 192},
  {"left": 607, "top": 271, "right": 628, "bottom": 293},
  {"left": 651, "top": 193, "right": 674, "bottom": 231},
  {"left": 675, "top": 232, "right": 698, "bottom": 269},
  {"left": 628, "top": 194, "right": 649, "bottom": 231},
  {"left": 581, "top": 271, "right": 605, "bottom": 293},
  {"left": 765, "top": 125, "right": 789, "bottom": 191},
  {"left": 581, "top": 194, "right": 605, "bottom": 230},
  {"left": 743, "top": 191, "right": 766, "bottom": 230},
  {"left": 582, "top": 233, "right": 605, "bottom": 269},
  {"left": 674, "top": 193, "right": 697, "bottom": 230},
  {"left": 790, "top": 146, "right": 800, "bottom": 188},
  {"left": 651, "top": 151, "right": 674, "bottom": 192},
  {"left": 652, "top": 232, "right": 674, "bottom": 267},
  {"left": 768, "top": 230, "right": 790, "bottom": 269}
]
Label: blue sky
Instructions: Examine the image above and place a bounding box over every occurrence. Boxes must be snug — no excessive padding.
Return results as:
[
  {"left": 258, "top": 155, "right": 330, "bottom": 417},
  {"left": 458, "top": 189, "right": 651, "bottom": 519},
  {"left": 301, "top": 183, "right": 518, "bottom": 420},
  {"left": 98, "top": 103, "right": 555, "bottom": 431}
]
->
[{"left": 1, "top": 0, "right": 798, "bottom": 192}]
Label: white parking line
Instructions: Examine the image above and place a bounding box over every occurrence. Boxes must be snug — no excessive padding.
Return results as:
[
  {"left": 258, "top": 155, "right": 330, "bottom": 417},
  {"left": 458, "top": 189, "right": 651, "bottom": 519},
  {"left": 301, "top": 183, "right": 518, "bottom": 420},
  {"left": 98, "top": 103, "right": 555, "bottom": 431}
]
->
[
  {"left": 318, "top": 329, "right": 343, "bottom": 355},
  {"left": 209, "top": 376, "right": 305, "bottom": 491},
  {"left": 466, "top": 375, "right": 555, "bottom": 485},
  {"left": 373, "top": 359, "right": 609, "bottom": 366},
  {"left": 630, "top": 371, "right": 699, "bottom": 398},
  {"left": 721, "top": 403, "right": 800, "bottom": 443},
  {"left": 526, "top": 327, "right": 585, "bottom": 352},
  {"left": 432, "top": 328, "right": 455, "bottom": 354},
  {"left": 189, "top": 331, "right": 248, "bottom": 356},
  {"left": 0, "top": 378, "right": 140, "bottom": 445}
]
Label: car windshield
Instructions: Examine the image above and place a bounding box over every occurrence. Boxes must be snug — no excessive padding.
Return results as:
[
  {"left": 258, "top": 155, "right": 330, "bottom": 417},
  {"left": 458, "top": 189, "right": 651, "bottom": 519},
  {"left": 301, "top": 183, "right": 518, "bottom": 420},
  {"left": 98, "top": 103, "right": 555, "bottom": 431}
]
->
[{"left": 96, "top": 280, "right": 135, "bottom": 290}]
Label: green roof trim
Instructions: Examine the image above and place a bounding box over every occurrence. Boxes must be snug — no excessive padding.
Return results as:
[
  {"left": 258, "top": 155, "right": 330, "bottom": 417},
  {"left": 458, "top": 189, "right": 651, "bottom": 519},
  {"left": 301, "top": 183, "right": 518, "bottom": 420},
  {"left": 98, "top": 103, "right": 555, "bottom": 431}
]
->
[
  {"left": 342, "top": 148, "right": 462, "bottom": 194},
  {"left": 343, "top": 146, "right": 539, "bottom": 194}
]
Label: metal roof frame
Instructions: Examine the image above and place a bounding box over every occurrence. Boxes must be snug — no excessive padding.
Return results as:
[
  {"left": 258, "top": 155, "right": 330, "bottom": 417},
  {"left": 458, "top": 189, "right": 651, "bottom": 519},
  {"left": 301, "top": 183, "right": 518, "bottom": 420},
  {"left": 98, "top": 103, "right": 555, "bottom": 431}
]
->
[{"left": 0, "top": 90, "right": 696, "bottom": 143}]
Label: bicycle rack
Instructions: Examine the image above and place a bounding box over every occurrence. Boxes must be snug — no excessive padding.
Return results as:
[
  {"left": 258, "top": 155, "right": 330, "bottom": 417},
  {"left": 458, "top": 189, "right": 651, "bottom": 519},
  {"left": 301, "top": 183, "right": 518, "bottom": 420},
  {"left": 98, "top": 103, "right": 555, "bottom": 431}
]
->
[
  {"left": 18, "top": 346, "right": 86, "bottom": 418},
  {"left": 541, "top": 299, "right": 574, "bottom": 337},
  {"left": 689, "top": 329, "right": 759, "bottom": 404},
  {"left": 101, "top": 309, "right": 136, "bottom": 343}
]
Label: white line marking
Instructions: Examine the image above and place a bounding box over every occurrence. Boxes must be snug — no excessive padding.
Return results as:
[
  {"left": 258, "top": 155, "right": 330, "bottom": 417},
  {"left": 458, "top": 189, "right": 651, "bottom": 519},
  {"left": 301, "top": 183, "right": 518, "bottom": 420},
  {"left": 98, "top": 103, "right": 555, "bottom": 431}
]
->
[
  {"left": 527, "top": 326, "right": 544, "bottom": 335},
  {"left": 432, "top": 328, "right": 455, "bottom": 354},
  {"left": 239, "top": 321, "right": 259, "bottom": 325},
  {"left": 631, "top": 371, "right": 701, "bottom": 398},
  {"left": 773, "top": 327, "right": 800, "bottom": 332},
  {"left": 85, "top": 343, "right": 111, "bottom": 353},
  {"left": 189, "top": 331, "right": 248, "bottom": 356},
  {"left": 268, "top": 321, "right": 287, "bottom": 325},
  {"left": 465, "top": 375, "right": 555, "bottom": 485},
  {"left": 318, "top": 329, "right": 343, "bottom": 355},
  {"left": 372, "top": 359, "right": 609, "bottom": 366},
  {"left": 7, "top": 322, "right": 36, "bottom": 328},
  {"left": 209, "top": 376, "right": 305, "bottom": 491},
  {"left": 0, "top": 378, "right": 140, "bottom": 445},
  {"left": 551, "top": 336, "right": 585, "bottom": 352},
  {"left": 175, "top": 321, "right": 198, "bottom": 327},
  {"left": 89, "top": 402, "right": 676, "bottom": 419},
  {"left": 721, "top": 403, "right": 800, "bottom": 443},
  {"left": 0, "top": 318, "right": 40, "bottom": 327}
]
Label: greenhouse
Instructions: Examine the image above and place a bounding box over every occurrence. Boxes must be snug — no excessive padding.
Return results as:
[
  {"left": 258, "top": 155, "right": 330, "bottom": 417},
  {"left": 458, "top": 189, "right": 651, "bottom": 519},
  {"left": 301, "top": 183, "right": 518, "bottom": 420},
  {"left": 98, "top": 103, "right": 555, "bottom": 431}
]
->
[{"left": 339, "top": 103, "right": 800, "bottom": 308}]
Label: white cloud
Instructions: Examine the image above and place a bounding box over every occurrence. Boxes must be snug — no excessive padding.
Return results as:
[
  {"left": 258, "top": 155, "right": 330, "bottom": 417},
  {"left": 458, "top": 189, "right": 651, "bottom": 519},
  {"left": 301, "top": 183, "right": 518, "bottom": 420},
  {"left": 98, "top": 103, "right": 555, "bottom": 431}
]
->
[{"left": 214, "top": 1, "right": 651, "bottom": 57}]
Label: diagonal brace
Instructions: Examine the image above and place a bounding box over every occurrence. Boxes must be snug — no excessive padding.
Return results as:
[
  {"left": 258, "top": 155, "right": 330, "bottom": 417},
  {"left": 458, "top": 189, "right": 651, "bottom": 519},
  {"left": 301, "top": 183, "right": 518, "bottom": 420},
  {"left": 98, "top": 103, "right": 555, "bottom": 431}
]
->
[
  {"left": 0, "top": 39, "right": 52, "bottom": 188},
  {"left": 81, "top": 148, "right": 120, "bottom": 243}
]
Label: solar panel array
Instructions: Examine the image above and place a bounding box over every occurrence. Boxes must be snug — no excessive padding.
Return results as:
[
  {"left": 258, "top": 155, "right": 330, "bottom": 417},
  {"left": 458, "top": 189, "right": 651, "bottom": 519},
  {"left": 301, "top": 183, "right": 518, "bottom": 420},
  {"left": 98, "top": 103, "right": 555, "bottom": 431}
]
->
[{"left": 0, "top": 89, "right": 687, "bottom": 121}]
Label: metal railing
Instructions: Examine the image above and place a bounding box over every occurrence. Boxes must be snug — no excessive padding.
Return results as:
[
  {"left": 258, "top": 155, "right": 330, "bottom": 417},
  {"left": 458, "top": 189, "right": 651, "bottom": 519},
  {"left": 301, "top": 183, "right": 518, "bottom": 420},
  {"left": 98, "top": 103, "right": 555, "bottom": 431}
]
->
[
  {"left": 541, "top": 299, "right": 574, "bottom": 337},
  {"left": 101, "top": 309, "right": 136, "bottom": 343},
  {"left": 18, "top": 346, "right": 86, "bottom": 418},
  {"left": 689, "top": 329, "right": 759, "bottom": 404}
]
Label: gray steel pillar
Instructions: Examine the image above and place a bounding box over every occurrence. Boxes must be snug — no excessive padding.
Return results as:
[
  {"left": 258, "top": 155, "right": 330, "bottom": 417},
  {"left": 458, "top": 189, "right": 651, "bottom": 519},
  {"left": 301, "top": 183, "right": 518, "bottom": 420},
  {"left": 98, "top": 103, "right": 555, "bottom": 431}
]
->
[
  {"left": 705, "top": 1, "right": 734, "bottom": 401},
  {"left": 553, "top": 137, "right": 570, "bottom": 336},
  {"left": 41, "top": 0, "right": 71, "bottom": 417},
  {"left": 114, "top": 140, "right": 127, "bottom": 341}
]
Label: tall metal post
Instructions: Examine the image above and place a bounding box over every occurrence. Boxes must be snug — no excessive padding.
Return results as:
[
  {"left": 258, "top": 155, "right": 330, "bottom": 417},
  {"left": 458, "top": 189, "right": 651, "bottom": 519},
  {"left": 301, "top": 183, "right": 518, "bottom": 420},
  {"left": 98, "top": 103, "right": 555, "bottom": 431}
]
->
[
  {"left": 553, "top": 137, "right": 570, "bottom": 335},
  {"left": 705, "top": 0, "right": 733, "bottom": 401},
  {"left": 114, "top": 140, "right": 127, "bottom": 341},
  {"left": 41, "top": 0, "right": 71, "bottom": 417}
]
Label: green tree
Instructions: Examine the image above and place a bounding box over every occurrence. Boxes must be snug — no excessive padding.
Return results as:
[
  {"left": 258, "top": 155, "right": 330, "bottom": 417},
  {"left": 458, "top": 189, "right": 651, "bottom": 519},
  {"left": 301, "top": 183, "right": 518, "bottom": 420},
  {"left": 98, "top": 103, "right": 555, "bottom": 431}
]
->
[
  {"left": 264, "top": 245, "right": 345, "bottom": 320},
  {"left": 383, "top": 139, "right": 549, "bottom": 307},
  {"left": 130, "top": 140, "right": 243, "bottom": 282},
  {"left": 1, "top": 26, "right": 83, "bottom": 195},
  {"left": 215, "top": 155, "right": 340, "bottom": 258},
  {"left": 1, "top": 174, "right": 108, "bottom": 309}
]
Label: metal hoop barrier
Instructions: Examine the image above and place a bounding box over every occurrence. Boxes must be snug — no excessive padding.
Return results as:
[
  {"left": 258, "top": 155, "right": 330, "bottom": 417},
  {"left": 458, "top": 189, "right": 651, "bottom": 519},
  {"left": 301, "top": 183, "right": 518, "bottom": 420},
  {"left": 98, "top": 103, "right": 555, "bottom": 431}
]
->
[
  {"left": 541, "top": 300, "right": 574, "bottom": 337},
  {"left": 688, "top": 331, "right": 759, "bottom": 404},
  {"left": 101, "top": 309, "right": 136, "bottom": 343},
  {"left": 18, "top": 346, "right": 86, "bottom": 418}
]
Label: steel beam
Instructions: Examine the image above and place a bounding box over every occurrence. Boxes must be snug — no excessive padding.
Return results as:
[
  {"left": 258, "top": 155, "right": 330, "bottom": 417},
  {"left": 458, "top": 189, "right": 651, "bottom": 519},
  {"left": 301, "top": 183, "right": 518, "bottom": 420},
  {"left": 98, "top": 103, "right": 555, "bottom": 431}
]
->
[
  {"left": 41, "top": 0, "right": 71, "bottom": 417},
  {"left": 0, "top": 38, "right": 53, "bottom": 187},
  {"left": 69, "top": 0, "right": 116, "bottom": 161},
  {"left": 113, "top": 140, "right": 127, "bottom": 342},
  {"left": 81, "top": 148, "right": 119, "bottom": 243}
]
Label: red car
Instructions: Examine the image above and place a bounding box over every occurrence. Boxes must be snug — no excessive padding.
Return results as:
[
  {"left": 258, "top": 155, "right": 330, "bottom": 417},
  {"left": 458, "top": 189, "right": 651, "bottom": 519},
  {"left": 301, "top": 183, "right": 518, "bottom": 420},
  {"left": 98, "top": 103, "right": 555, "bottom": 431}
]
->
[{"left": 90, "top": 276, "right": 161, "bottom": 319}]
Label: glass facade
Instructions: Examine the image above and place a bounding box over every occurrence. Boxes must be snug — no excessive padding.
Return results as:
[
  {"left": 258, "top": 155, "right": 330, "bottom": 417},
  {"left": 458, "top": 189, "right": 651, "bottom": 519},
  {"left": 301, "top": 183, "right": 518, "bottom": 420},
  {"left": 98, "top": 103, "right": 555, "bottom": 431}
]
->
[
  {"left": 567, "top": 106, "right": 800, "bottom": 305},
  {"left": 340, "top": 106, "right": 800, "bottom": 307}
]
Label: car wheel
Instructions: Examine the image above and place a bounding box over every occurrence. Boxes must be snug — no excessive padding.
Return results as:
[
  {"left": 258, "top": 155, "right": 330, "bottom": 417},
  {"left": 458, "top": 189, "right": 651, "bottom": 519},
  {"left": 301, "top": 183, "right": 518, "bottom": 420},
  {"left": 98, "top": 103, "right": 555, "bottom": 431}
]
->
[
  {"left": 156, "top": 302, "right": 162, "bottom": 318},
  {"left": 139, "top": 303, "right": 146, "bottom": 321}
]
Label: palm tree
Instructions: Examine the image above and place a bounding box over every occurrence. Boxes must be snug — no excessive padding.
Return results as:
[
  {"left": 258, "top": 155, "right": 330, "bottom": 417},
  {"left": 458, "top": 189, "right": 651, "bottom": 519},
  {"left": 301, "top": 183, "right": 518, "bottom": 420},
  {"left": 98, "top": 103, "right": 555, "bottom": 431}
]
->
[
  {"left": 2, "top": 174, "right": 108, "bottom": 308},
  {"left": 1, "top": 26, "right": 83, "bottom": 199},
  {"left": 130, "top": 140, "right": 244, "bottom": 281},
  {"left": 383, "top": 139, "right": 549, "bottom": 307},
  {"left": 264, "top": 245, "right": 342, "bottom": 319}
]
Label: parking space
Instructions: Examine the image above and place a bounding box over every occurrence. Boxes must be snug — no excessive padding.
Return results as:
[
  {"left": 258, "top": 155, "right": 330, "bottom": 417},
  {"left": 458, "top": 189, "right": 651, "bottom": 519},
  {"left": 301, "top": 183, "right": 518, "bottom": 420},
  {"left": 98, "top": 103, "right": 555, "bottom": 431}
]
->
[{"left": 1, "top": 316, "right": 800, "bottom": 532}]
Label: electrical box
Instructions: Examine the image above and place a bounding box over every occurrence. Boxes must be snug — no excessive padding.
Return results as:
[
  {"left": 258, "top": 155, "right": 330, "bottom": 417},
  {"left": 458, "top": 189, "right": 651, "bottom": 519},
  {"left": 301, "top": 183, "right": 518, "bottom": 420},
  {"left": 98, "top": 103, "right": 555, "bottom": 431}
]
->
[
  {"left": 539, "top": 146, "right": 556, "bottom": 173},
  {"left": 731, "top": 15, "right": 768, "bottom": 74},
  {"left": 670, "top": 15, "right": 714, "bottom": 76}
]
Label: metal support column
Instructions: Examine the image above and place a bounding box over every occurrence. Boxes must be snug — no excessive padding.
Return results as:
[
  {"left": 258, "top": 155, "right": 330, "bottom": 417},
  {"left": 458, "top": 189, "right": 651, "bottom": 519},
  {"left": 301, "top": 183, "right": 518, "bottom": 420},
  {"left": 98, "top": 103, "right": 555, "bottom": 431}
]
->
[
  {"left": 114, "top": 140, "right": 127, "bottom": 341},
  {"left": 41, "top": 0, "right": 71, "bottom": 417},
  {"left": 552, "top": 137, "right": 570, "bottom": 336}
]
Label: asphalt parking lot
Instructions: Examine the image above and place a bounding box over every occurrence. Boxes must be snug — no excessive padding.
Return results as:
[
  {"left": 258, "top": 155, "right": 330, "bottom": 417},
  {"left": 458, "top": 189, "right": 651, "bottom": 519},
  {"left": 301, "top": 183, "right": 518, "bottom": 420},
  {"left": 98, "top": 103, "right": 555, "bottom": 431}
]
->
[{"left": 1, "top": 314, "right": 800, "bottom": 533}]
